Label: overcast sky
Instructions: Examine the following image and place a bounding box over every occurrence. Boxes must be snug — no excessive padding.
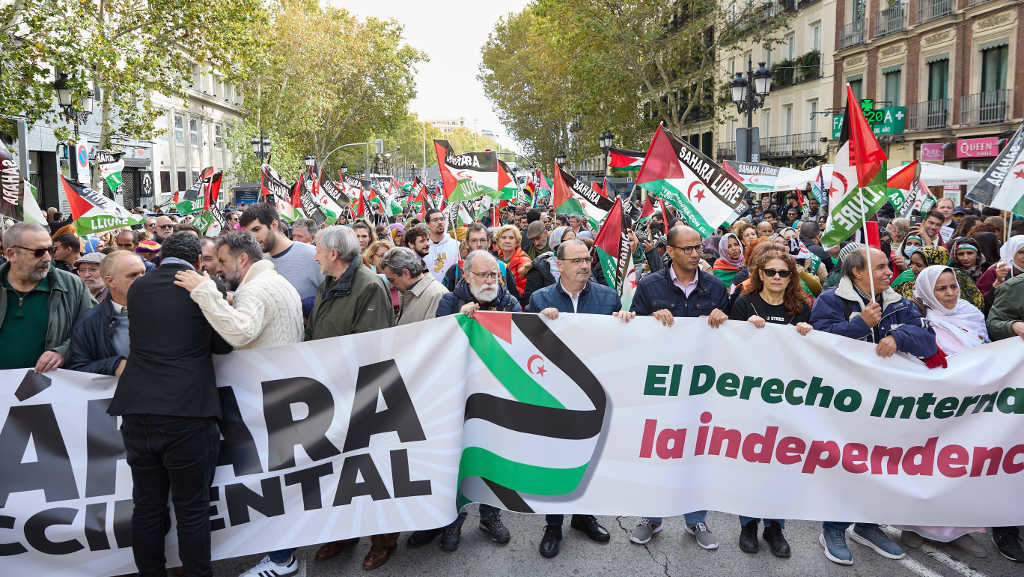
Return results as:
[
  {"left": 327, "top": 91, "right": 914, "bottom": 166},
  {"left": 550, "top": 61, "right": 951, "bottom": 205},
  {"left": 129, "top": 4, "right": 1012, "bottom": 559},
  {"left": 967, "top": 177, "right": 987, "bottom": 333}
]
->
[{"left": 325, "top": 0, "right": 530, "bottom": 152}]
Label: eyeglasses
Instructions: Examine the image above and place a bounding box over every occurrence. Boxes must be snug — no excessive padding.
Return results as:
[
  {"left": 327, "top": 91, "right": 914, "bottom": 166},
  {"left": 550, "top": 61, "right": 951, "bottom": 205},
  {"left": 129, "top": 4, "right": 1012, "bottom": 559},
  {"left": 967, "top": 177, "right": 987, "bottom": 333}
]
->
[
  {"left": 761, "top": 268, "right": 792, "bottom": 278},
  {"left": 470, "top": 270, "right": 499, "bottom": 281},
  {"left": 13, "top": 245, "right": 55, "bottom": 258},
  {"left": 158, "top": 224, "right": 174, "bottom": 230},
  {"left": 669, "top": 244, "right": 703, "bottom": 254},
  {"left": 559, "top": 256, "right": 590, "bottom": 265}
]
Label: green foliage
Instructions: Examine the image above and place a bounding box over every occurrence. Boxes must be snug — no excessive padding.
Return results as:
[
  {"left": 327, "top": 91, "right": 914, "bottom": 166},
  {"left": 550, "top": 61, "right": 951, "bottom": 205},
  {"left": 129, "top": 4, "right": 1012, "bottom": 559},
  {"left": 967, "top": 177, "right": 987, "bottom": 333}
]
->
[
  {"left": 480, "top": 0, "right": 792, "bottom": 164},
  {"left": 224, "top": 121, "right": 306, "bottom": 186},
  {"left": 0, "top": 0, "right": 266, "bottom": 145}
]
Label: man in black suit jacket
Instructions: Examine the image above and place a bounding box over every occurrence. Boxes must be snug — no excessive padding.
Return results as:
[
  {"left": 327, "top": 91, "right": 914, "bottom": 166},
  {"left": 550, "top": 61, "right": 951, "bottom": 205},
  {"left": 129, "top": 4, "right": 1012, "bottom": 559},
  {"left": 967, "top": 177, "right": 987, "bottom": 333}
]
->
[{"left": 108, "top": 232, "right": 232, "bottom": 577}]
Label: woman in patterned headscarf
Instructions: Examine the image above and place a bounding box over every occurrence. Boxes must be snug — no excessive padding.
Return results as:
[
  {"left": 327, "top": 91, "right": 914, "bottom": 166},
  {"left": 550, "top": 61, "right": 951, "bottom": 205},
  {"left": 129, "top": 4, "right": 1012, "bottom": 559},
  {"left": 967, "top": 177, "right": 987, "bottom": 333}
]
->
[{"left": 891, "top": 246, "right": 984, "bottom": 309}]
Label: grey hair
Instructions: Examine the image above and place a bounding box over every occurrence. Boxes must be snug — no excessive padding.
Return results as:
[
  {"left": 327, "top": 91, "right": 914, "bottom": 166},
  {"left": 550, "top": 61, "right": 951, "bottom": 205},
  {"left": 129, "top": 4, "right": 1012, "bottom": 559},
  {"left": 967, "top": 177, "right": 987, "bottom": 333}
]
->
[
  {"left": 464, "top": 249, "right": 497, "bottom": 276},
  {"left": 841, "top": 247, "right": 869, "bottom": 279},
  {"left": 215, "top": 230, "right": 264, "bottom": 264},
  {"left": 317, "top": 225, "right": 361, "bottom": 263},
  {"left": 380, "top": 246, "right": 423, "bottom": 276},
  {"left": 2, "top": 222, "right": 48, "bottom": 249},
  {"left": 293, "top": 218, "right": 317, "bottom": 234}
]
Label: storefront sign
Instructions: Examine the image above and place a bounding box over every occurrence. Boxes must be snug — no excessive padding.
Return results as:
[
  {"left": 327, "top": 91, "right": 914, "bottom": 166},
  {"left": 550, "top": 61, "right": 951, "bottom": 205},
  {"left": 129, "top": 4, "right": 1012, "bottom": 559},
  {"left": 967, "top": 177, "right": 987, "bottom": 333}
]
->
[
  {"left": 956, "top": 137, "right": 999, "bottom": 159},
  {"left": 921, "top": 143, "right": 945, "bottom": 162}
]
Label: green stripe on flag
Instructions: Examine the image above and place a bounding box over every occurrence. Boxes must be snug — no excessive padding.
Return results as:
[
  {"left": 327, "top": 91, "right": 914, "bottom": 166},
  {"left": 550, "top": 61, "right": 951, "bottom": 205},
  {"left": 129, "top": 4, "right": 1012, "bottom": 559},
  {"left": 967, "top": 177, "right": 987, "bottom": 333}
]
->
[
  {"left": 458, "top": 447, "right": 589, "bottom": 497},
  {"left": 456, "top": 315, "right": 564, "bottom": 409},
  {"left": 641, "top": 181, "right": 714, "bottom": 236},
  {"left": 596, "top": 248, "right": 618, "bottom": 290}
]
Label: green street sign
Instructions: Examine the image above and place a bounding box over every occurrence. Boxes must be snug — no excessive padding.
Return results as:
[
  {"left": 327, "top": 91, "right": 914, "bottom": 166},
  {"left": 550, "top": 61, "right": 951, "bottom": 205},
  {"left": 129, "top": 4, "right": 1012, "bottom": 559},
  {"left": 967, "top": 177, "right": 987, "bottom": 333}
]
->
[{"left": 832, "top": 99, "right": 906, "bottom": 139}]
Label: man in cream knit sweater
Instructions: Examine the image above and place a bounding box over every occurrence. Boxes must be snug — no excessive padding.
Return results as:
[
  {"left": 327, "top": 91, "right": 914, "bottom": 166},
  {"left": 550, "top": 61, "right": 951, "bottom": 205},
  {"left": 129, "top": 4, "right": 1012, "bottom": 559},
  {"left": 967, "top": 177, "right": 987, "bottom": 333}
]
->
[{"left": 173, "top": 230, "right": 304, "bottom": 350}]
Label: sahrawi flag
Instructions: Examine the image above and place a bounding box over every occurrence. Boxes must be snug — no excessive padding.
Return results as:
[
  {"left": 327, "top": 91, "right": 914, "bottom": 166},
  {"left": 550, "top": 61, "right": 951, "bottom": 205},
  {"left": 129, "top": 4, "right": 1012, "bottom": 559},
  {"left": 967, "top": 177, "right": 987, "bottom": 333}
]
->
[
  {"left": 176, "top": 167, "right": 221, "bottom": 215},
  {"left": 552, "top": 162, "right": 614, "bottom": 228},
  {"left": 593, "top": 197, "right": 632, "bottom": 294},
  {"left": 261, "top": 165, "right": 300, "bottom": 222},
  {"left": 608, "top": 147, "right": 644, "bottom": 174},
  {"left": 635, "top": 123, "right": 748, "bottom": 237},
  {"left": 455, "top": 312, "right": 606, "bottom": 512},
  {"left": 434, "top": 139, "right": 504, "bottom": 203},
  {"left": 967, "top": 120, "right": 1024, "bottom": 216},
  {"left": 96, "top": 150, "right": 125, "bottom": 194},
  {"left": 497, "top": 160, "right": 519, "bottom": 200},
  {"left": 821, "top": 84, "right": 888, "bottom": 247},
  {"left": 59, "top": 175, "right": 143, "bottom": 235}
]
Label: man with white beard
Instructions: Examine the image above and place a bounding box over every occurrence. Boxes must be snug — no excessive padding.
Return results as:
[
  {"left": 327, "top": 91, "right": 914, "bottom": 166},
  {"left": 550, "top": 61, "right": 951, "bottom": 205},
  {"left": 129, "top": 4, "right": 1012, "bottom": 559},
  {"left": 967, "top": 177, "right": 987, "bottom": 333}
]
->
[{"left": 416, "top": 249, "right": 518, "bottom": 553}]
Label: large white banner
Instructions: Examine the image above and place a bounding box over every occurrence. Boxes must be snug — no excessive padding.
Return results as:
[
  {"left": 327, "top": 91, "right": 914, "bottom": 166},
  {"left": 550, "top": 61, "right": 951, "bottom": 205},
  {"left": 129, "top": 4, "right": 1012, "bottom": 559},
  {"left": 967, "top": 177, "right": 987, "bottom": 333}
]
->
[{"left": 2, "top": 313, "right": 1023, "bottom": 575}]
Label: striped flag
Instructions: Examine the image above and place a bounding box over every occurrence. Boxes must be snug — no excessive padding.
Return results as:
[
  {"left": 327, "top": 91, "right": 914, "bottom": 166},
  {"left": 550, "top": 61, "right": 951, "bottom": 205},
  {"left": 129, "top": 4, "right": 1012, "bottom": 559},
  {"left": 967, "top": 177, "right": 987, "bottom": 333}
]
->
[
  {"left": 608, "top": 147, "right": 645, "bottom": 174},
  {"left": 593, "top": 197, "right": 632, "bottom": 293},
  {"left": 967, "top": 121, "right": 1024, "bottom": 216},
  {"left": 635, "top": 124, "right": 748, "bottom": 237},
  {"left": 455, "top": 313, "right": 606, "bottom": 512}
]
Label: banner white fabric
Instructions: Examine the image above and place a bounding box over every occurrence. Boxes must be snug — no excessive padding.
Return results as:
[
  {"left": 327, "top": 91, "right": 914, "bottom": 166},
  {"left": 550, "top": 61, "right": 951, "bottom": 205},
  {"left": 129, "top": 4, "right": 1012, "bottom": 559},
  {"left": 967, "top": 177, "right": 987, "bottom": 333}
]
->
[{"left": 2, "top": 314, "right": 1023, "bottom": 575}]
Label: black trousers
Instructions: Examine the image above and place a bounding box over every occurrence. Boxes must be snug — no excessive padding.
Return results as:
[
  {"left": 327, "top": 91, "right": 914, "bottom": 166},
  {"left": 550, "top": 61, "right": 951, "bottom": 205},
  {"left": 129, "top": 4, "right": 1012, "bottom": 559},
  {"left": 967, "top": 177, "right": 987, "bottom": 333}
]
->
[{"left": 122, "top": 415, "right": 219, "bottom": 577}]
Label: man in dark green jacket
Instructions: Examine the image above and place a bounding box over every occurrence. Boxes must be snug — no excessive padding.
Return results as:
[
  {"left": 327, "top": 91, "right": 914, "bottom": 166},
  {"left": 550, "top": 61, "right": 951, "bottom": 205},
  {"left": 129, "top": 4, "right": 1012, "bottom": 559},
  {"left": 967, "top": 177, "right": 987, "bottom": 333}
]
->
[
  {"left": 1, "top": 222, "right": 93, "bottom": 371},
  {"left": 304, "top": 224, "right": 397, "bottom": 570}
]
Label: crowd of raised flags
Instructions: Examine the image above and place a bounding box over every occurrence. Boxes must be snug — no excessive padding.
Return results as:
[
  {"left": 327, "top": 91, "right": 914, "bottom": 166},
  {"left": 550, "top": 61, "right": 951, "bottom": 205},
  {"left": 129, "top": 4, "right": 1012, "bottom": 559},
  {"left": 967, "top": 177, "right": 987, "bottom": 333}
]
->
[{"left": 1, "top": 84, "right": 1024, "bottom": 576}]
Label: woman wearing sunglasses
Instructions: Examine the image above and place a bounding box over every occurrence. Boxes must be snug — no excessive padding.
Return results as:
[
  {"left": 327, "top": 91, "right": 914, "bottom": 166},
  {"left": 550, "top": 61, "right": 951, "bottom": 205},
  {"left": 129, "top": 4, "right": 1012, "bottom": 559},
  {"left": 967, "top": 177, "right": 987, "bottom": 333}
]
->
[{"left": 726, "top": 250, "right": 812, "bottom": 558}]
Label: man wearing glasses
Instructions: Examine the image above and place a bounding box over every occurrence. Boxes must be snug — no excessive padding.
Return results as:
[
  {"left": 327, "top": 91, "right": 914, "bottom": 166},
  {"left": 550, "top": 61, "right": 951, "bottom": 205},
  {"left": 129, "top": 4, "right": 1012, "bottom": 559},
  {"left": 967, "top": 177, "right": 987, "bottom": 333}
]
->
[
  {"left": 0, "top": 222, "right": 94, "bottom": 371},
  {"left": 628, "top": 224, "right": 730, "bottom": 551},
  {"left": 154, "top": 215, "right": 175, "bottom": 243},
  {"left": 525, "top": 238, "right": 634, "bottom": 559}
]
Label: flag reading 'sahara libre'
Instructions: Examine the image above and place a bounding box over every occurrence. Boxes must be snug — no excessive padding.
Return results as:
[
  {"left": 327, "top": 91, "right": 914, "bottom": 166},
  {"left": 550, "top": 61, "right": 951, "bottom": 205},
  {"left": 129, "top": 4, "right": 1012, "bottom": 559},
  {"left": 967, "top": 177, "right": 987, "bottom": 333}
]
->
[
  {"left": 60, "top": 175, "right": 143, "bottom": 235},
  {"left": 433, "top": 140, "right": 501, "bottom": 203},
  {"left": 608, "top": 147, "right": 645, "bottom": 173},
  {"left": 821, "top": 86, "right": 888, "bottom": 247},
  {"left": 552, "top": 162, "right": 614, "bottom": 227},
  {"left": 635, "top": 124, "right": 748, "bottom": 237},
  {"left": 261, "top": 165, "right": 299, "bottom": 222},
  {"left": 967, "top": 121, "right": 1024, "bottom": 216},
  {"left": 593, "top": 197, "right": 632, "bottom": 294},
  {"left": 0, "top": 139, "right": 23, "bottom": 220}
]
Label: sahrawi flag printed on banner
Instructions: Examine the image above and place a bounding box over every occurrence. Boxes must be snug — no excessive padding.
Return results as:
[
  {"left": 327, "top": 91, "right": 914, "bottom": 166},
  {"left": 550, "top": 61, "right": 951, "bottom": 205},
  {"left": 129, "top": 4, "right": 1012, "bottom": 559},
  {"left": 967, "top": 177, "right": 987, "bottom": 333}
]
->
[
  {"left": 967, "top": 120, "right": 1024, "bottom": 216},
  {"left": 821, "top": 85, "right": 889, "bottom": 247},
  {"left": 455, "top": 312, "right": 607, "bottom": 512},
  {"left": 59, "top": 175, "right": 143, "bottom": 235},
  {"left": 434, "top": 139, "right": 503, "bottom": 203},
  {"left": 552, "top": 162, "right": 614, "bottom": 229},
  {"left": 608, "top": 147, "right": 645, "bottom": 174},
  {"left": 635, "top": 123, "right": 749, "bottom": 237}
]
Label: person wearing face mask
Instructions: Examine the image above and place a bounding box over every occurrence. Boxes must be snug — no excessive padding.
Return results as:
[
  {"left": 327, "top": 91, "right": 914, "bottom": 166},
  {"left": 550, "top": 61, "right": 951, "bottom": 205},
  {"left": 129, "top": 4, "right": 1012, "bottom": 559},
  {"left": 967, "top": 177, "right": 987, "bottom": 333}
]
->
[{"left": 893, "top": 265, "right": 992, "bottom": 558}]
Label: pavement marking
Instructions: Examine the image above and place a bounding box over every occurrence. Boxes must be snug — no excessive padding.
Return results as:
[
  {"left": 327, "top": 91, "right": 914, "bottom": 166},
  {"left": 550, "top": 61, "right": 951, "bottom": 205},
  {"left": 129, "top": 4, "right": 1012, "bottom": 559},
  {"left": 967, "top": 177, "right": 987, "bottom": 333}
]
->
[
  {"left": 920, "top": 545, "right": 991, "bottom": 577},
  {"left": 897, "top": 556, "right": 948, "bottom": 577}
]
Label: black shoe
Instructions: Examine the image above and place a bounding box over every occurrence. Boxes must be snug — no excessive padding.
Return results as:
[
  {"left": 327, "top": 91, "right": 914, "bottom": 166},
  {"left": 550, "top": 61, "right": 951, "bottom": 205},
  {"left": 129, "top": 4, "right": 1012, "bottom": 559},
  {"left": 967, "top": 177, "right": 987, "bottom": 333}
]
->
[
  {"left": 407, "top": 528, "right": 442, "bottom": 547},
  {"left": 763, "top": 523, "right": 791, "bottom": 558},
  {"left": 540, "top": 525, "right": 562, "bottom": 558},
  {"left": 480, "top": 515, "right": 511, "bottom": 545},
  {"left": 570, "top": 515, "right": 610, "bottom": 543},
  {"left": 992, "top": 527, "right": 1024, "bottom": 562},
  {"left": 738, "top": 521, "right": 759, "bottom": 554},
  {"left": 440, "top": 521, "right": 462, "bottom": 552}
]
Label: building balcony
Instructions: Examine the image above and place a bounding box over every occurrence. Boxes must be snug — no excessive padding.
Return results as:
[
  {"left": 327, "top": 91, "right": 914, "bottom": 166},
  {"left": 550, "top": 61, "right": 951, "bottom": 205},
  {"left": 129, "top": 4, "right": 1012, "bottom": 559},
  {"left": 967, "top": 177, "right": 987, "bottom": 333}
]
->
[
  {"left": 918, "top": 0, "right": 954, "bottom": 24},
  {"left": 717, "top": 132, "right": 823, "bottom": 161},
  {"left": 718, "top": 141, "right": 737, "bottom": 161},
  {"left": 839, "top": 21, "right": 865, "bottom": 50},
  {"left": 966, "top": 0, "right": 995, "bottom": 6},
  {"left": 960, "top": 90, "right": 1013, "bottom": 126},
  {"left": 906, "top": 99, "right": 950, "bottom": 131},
  {"left": 875, "top": 5, "right": 906, "bottom": 37}
]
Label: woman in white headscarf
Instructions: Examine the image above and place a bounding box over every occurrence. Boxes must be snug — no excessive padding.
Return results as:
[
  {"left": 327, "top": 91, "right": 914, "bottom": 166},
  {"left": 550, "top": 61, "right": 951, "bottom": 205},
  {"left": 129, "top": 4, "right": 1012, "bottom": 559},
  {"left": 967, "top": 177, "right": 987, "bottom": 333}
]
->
[{"left": 896, "top": 265, "right": 988, "bottom": 556}]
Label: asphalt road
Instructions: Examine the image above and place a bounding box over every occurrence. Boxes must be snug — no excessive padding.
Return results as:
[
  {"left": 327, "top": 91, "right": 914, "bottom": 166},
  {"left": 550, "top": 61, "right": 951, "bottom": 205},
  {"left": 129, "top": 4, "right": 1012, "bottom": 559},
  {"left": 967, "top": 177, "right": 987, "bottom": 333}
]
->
[{"left": 212, "top": 508, "right": 1022, "bottom": 577}]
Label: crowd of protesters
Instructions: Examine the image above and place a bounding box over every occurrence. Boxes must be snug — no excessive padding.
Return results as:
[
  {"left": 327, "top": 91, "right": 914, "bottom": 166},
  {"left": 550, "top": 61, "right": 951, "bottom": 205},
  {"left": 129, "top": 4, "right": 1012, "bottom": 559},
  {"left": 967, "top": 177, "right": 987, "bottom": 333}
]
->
[{"left": 1, "top": 184, "right": 1023, "bottom": 577}]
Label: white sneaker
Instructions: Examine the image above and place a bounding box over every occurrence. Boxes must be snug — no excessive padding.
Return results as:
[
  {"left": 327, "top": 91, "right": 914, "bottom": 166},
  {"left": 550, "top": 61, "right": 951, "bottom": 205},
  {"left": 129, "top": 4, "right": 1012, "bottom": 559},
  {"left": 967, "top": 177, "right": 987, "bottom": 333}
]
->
[{"left": 239, "top": 554, "right": 298, "bottom": 577}]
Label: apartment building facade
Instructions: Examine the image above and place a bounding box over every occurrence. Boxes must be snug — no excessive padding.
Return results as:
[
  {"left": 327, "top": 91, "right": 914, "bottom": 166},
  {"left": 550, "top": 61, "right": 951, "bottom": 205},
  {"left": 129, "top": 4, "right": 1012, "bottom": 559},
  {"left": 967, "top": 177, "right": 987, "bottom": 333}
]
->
[{"left": 833, "top": 0, "right": 1022, "bottom": 198}]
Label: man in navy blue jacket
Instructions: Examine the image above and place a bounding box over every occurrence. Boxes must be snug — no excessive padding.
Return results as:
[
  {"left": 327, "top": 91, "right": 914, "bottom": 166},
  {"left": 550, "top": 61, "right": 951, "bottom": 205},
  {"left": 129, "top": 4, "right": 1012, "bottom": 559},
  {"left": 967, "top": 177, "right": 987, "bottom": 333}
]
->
[
  {"left": 526, "top": 239, "right": 634, "bottom": 559},
  {"left": 628, "top": 225, "right": 730, "bottom": 551},
  {"left": 810, "top": 245, "right": 938, "bottom": 567}
]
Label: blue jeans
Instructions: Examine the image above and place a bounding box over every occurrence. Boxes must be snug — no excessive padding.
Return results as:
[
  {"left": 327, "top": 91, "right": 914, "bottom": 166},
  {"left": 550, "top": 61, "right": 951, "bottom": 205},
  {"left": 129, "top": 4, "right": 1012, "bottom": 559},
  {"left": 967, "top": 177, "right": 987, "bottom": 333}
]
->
[
  {"left": 268, "top": 548, "right": 295, "bottom": 564},
  {"left": 644, "top": 510, "right": 706, "bottom": 525},
  {"left": 824, "top": 521, "right": 875, "bottom": 532},
  {"left": 739, "top": 517, "right": 784, "bottom": 528}
]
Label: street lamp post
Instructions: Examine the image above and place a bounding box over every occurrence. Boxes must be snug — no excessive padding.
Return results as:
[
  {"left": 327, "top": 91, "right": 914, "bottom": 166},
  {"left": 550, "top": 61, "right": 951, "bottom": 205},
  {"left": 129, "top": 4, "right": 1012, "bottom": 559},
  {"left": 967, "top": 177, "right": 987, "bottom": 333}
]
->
[
  {"left": 53, "top": 72, "right": 93, "bottom": 140},
  {"left": 555, "top": 152, "right": 567, "bottom": 168},
  {"left": 599, "top": 129, "right": 614, "bottom": 176},
  {"left": 729, "top": 58, "right": 773, "bottom": 164},
  {"left": 250, "top": 134, "right": 272, "bottom": 165}
]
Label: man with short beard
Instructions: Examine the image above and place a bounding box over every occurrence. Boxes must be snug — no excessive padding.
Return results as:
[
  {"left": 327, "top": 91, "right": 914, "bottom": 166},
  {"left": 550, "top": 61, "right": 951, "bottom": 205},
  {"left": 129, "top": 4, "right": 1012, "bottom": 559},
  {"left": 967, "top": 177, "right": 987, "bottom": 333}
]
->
[
  {"left": 425, "top": 249, "right": 518, "bottom": 552},
  {"left": 173, "top": 230, "right": 303, "bottom": 352},
  {"left": 405, "top": 223, "right": 430, "bottom": 263},
  {"left": 241, "top": 203, "right": 323, "bottom": 315},
  {"left": 424, "top": 208, "right": 459, "bottom": 281},
  {"left": 154, "top": 215, "right": 175, "bottom": 243},
  {"left": 0, "top": 222, "right": 94, "bottom": 371},
  {"left": 75, "top": 252, "right": 108, "bottom": 300}
]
